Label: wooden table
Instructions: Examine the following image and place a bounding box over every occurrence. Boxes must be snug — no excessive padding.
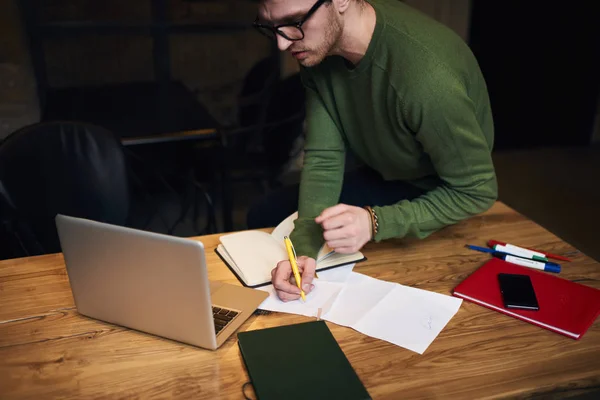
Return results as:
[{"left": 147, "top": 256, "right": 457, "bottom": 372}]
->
[{"left": 1, "top": 202, "right": 599, "bottom": 399}]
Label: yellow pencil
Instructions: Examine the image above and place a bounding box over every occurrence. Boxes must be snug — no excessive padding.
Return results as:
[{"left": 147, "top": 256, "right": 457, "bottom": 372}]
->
[
  {"left": 284, "top": 236, "right": 306, "bottom": 301},
  {"left": 287, "top": 235, "right": 318, "bottom": 278}
]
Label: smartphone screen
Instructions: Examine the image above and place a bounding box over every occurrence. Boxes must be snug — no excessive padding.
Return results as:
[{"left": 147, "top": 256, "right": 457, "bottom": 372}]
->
[{"left": 498, "top": 273, "right": 539, "bottom": 311}]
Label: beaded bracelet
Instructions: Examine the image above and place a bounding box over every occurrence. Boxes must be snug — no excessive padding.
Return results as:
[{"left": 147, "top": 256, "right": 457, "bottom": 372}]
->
[{"left": 363, "top": 205, "right": 379, "bottom": 240}]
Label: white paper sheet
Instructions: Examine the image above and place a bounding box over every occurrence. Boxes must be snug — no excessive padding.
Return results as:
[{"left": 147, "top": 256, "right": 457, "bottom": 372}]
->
[
  {"left": 315, "top": 264, "right": 355, "bottom": 283},
  {"left": 254, "top": 270, "right": 462, "bottom": 354},
  {"left": 351, "top": 283, "right": 463, "bottom": 354},
  {"left": 256, "top": 280, "right": 345, "bottom": 318},
  {"left": 255, "top": 264, "right": 355, "bottom": 317},
  {"left": 322, "top": 273, "right": 396, "bottom": 327}
]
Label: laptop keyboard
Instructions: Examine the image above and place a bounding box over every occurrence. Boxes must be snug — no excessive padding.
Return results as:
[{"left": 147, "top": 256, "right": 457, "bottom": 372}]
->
[{"left": 212, "top": 306, "right": 240, "bottom": 335}]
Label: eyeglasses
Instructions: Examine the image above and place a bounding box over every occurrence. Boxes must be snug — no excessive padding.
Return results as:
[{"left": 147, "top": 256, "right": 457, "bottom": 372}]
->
[{"left": 253, "top": 0, "right": 327, "bottom": 41}]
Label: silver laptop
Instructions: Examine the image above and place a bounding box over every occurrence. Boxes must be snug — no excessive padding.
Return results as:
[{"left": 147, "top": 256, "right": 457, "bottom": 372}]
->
[{"left": 55, "top": 214, "right": 268, "bottom": 350}]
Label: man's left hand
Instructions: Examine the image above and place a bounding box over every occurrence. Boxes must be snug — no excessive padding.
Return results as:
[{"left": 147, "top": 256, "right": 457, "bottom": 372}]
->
[{"left": 315, "top": 204, "right": 372, "bottom": 254}]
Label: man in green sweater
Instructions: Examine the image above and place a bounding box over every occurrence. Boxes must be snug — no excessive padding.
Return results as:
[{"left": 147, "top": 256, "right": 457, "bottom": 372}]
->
[{"left": 249, "top": 0, "right": 497, "bottom": 301}]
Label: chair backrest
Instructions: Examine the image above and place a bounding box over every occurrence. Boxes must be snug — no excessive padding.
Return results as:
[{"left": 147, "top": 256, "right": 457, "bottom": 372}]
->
[
  {"left": 262, "top": 73, "right": 306, "bottom": 170},
  {"left": 0, "top": 121, "right": 130, "bottom": 257},
  {"left": 237, "top": 57, "right": 279, "bottom": 129},
  {"left": 231, "top": 57, "right": 306, "bottom": 166}
]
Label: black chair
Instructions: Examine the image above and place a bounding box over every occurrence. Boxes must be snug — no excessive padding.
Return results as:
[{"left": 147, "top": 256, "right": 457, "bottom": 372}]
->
[
  {"left": 0, "top": 121, "right": 131, "bottom": 258},
  {"left": 0, "top": 120, "right": 219, "bottom": 259},
  {"left": 124, "top": 141, "right": 218, "bottom": 237}
]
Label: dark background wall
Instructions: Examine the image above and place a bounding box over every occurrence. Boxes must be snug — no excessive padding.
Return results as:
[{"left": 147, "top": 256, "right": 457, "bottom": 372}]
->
[
  {"left": 3, "top": 0, "right": 600, "bottom": 146},
  {"left": 469, "top": 1, "right": 600, "bottom": 149}
]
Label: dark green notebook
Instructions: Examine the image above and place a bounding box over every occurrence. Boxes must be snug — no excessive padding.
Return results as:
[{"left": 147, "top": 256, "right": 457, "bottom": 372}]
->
[{"left": 237, "top": 320, "right": 371, "bottom": 400}]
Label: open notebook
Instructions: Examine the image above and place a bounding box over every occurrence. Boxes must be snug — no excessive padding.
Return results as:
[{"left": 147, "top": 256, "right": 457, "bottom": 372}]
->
[{"left": 216, "top": 212, "right": 366, "bottom": 287}]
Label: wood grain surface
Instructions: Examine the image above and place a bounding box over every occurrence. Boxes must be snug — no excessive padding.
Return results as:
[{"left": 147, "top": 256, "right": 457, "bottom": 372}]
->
[{"left": 1, "top": 202, "right": 599, "bottom": 399}]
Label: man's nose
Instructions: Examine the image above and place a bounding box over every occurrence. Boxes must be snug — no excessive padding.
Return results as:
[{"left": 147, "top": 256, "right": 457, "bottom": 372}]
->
[{"left": 276, "top": 34, "right": 293, "bottom": 51}]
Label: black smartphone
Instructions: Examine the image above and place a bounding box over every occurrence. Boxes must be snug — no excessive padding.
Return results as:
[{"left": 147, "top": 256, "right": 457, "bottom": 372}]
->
[{"left": 498, "top": 273, "right": 539, "bottom": 311}]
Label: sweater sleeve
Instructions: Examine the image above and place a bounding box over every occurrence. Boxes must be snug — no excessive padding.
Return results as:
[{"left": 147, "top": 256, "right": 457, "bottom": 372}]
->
[
  {"left": 289, "top": 72, "right": 346, "bottom": 259},
  {"left": 373, "top": 66, "right": 498, "bottom": 241}
]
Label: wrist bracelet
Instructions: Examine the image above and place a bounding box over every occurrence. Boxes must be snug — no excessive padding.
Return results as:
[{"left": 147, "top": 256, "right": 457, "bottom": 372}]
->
[{"left": 363, "top": 206, "right": 379, "bottom": 240}]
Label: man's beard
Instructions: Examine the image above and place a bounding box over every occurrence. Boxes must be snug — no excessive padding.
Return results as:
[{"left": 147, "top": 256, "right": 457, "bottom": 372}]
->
[{"left": 297, "top": 11, "right": 342, "bottom": 67}]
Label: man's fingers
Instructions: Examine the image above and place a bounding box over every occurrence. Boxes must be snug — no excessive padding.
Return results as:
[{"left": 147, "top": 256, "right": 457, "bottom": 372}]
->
[
  {"left": 272, "top": 260, "right": 301, "bottom": 295},
  {"left": 297, "top": 256, "right": 316, "bottom": 270},
  {"left": 325, "top": 238, "right": 353, "bottom": 250},
  {"left": 298, "top": 256, "right": 316, "bottom": 292},
  {"left": 330, "top": 246, "right": 357, "bottom": 254},
  {"left": 276, "top": 289, "right": 301, "bottom": 302},
  {"left": 272, "top": 257, "right": 317, "bottom": 302},
  {"left": 323, "top": 223, "right": 355, "bottom": 241},
  {"left": 272, "top": 260, "right": 291, "bottom": 281},
  {"left": 315, "top": 204, "right": 350, "bottom": 224},
  {"left": 320, "top": 212, "right": 354, "bottom": 231},
  {"left": 273, "top": 277, "right": 301, "bottom": 295}
]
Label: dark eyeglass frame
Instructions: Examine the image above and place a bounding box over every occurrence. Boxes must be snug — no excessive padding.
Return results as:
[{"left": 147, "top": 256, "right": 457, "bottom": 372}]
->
[{"left": 253, "top": 0, "right": 328, "bottom": 41}]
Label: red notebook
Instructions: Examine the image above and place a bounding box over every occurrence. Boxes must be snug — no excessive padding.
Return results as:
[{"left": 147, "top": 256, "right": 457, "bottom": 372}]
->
[{"left": 453, "top": 258, "right": 600, "bottom": 339}]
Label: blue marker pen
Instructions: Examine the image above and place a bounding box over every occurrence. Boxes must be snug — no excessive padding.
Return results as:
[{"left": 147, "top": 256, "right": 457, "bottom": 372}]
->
[
  {"left": 493, "top": 253, "right": 561, "bottom": 273},
  {"left": 466, "top": 245, "right": 497, "bottom": 254}
]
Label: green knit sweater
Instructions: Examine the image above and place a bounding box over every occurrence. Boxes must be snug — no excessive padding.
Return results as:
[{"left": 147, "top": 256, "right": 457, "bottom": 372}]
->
[{"left": 290, "top": 0, "right": 498, "bottom": 259}]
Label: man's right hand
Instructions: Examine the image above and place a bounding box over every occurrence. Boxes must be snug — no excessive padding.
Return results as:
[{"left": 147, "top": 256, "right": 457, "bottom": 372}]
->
[{"left": 271, "top": 256, "right": 316, "bottom": 302}]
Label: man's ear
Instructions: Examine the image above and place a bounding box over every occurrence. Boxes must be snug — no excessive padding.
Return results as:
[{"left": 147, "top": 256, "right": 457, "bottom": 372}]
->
[{"left": 332, "top": 0, "right": 351, "bottom": 14}]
